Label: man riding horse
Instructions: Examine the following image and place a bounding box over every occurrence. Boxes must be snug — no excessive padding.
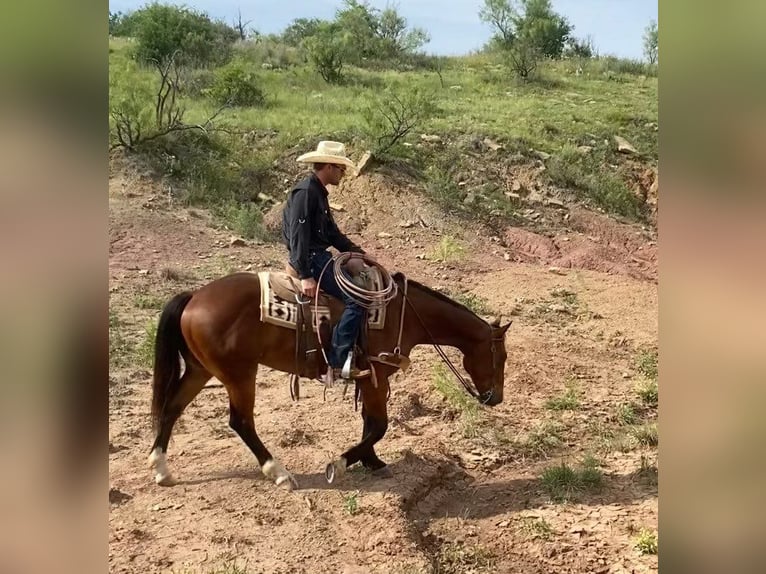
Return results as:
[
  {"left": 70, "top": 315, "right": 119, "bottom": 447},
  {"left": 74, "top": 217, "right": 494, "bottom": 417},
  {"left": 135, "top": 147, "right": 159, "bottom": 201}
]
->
[{"left": 281, "top": 141, "right": 370, "bottom": 386}]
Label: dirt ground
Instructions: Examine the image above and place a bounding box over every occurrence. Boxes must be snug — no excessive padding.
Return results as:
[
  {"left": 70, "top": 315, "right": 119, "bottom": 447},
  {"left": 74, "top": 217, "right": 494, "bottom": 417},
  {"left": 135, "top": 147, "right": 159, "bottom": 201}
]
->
[{"left": 109, "top": 166, "right": 658, "bottom": 574}]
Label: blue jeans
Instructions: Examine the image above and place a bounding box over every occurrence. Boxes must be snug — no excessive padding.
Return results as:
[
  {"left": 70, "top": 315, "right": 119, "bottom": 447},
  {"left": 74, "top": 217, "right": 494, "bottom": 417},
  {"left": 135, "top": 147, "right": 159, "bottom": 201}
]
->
[{"left": 309, "top": 250, "right": 365, "bottom": 368}]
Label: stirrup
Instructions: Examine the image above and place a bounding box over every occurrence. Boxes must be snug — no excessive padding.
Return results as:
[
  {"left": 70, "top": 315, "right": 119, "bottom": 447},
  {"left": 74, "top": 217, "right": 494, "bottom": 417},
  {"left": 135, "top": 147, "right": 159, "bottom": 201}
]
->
[{"left": 341, "top": 351, "right": 354, "bottom": 379}]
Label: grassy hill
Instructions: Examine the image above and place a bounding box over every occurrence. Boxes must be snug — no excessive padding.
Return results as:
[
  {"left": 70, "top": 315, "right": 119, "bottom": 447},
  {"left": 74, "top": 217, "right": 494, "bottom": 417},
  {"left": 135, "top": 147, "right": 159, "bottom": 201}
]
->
[{"left": 109, "top": 37, "right": 657, "bottom": 233}]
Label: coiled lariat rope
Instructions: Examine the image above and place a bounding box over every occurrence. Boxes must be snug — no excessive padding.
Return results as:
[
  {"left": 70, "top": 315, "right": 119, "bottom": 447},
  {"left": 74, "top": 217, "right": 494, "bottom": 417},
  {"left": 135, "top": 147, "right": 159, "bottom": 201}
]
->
[
  {"left": 326, "top": 252, "right": 398, "bottom": 309},
  {"left": 312, "top": 252, "right": 398, "bottom": 380}
]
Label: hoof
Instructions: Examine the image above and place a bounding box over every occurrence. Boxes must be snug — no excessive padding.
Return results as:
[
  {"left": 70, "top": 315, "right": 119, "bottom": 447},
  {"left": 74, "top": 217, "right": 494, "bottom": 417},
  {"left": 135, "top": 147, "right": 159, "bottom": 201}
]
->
[
  {"left": 149, "top": 448, "right": 175, "bottom": 486},
  {"left": 325, "top": 457, "right": 347, "bottom": 484},
  {"left": 371, "top": 465, "right": 393, "bottom": 479},
  {"left": 275, "top": 474, "right": 299, "bottom": 491},
  {"left": 155, "top": 473, "right": 177, "bottom": 487},
  {"left": 262, "top": 459, "right": 298, "bottom": 491}
]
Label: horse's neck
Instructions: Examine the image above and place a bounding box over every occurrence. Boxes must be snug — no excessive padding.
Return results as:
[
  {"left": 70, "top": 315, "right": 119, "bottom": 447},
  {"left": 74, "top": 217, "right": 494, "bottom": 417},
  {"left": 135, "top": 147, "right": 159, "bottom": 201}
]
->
[{"left": 405, "top": 285, "right": 484, "bottom": 353}]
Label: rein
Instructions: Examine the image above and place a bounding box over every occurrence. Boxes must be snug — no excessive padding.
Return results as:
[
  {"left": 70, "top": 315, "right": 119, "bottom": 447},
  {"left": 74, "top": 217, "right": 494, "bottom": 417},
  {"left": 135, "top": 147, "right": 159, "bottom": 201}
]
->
[
  {"left": 402, "top": 293, "right": 482, "bottom": 401},
  {"left": 402, "top": 281, "right": 504, "bottom": 405}
]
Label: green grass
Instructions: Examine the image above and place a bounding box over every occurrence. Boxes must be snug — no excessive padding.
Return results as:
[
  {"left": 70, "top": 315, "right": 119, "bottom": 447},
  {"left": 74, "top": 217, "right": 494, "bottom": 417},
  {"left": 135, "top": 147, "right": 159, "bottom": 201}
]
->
[
  {"left": 515, "top": 421, "right": 565, "bottom": 459},
  {"left": 634, "top": 528, "right": 658, "bottom": 555},
  {"left": 545, "top": 381, "right": 581, "bottom": 411},
  {"left": 136, "top": 318, "right": 158, "bottom": 368},
  {"left": 517, "top": 516, "right": 554, "bottom": 540},
  {"left": 541, "top": 455, "right": 603, "bottom": 502},
  {"left": 616, "top": 401, "right": 640, "bottom": 425},
  {"left": 134, "top": 292, "right": 165, "bottom": 310},
  {"left": 109, "top": 308, "right": 130, "bottom": 369},
  {"left": 635, "top": 378, "right": 658, "bottom": 409},
  {"left": 631, "top": 423, "right": 659, "bottom": 447},
  {"left": 432, "top": 364, "right": 482, "bottom": 438},
  {"left": 428, "top": 235, "right": 465, "bottom": 263},
  {"left": 433, "top": 542, "right": 494, "bottom": 574},
  {"left": 636, "top": 348, "right": 658, "bottom": 380},
  {"left": 450, "top": 291, "right": 493, "bottom": 316},
  {"left": 343, "top": 491, "right": 360, "bottom": 516}
]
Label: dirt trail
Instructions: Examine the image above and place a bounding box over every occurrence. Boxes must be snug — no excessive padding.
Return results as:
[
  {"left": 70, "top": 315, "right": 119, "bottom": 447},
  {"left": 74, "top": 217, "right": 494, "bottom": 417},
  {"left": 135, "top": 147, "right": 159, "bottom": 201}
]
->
[{"left": 109, "top": 170, "right": 658, "bottom": 574}]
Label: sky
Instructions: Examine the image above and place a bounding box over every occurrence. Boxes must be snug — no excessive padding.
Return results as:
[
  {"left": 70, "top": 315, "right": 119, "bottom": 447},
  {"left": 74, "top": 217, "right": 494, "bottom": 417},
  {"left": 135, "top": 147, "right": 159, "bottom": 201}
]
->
[{"left": 109, "top": 0, "right": 658, "bottom": 60}]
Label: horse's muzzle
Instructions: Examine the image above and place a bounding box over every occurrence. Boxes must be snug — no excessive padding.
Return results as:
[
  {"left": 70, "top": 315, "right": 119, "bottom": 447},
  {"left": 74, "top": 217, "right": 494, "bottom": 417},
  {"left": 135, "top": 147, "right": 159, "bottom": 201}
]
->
[{"left": 480, "top": 389, "right": 502, "bottom": 406}]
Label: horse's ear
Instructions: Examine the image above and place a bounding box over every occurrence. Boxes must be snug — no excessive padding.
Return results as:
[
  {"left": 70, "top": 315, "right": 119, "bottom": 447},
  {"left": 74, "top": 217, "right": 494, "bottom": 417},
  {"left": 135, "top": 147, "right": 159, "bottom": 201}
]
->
[{"left": 498, "top": 321, "right": 512, "bottom": 335}]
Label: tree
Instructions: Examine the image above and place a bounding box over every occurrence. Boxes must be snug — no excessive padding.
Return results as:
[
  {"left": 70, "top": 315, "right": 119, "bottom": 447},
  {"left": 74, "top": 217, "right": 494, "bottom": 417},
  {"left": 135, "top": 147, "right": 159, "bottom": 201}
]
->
[
  {"left": 335, "top": 0, "right": 380, "bottom": 63},
  {"left": 643, "top": 20, "right": 658, "bottom": 64},
  {"left": 305, "top": 22, "right": 349, "bottom": 83},
  {"left": 480, "top": 0, "right": 570, "bottom": 57},
  {"left": 281, "top": 17, "right": 323, "bottom": 47},
  {"left": 233, "top": 8, "right": 252, "bottom": 41},
  {"left": 479, "top": 0, "right": 518, "bottom": 48},
  {"left": 564, "top": 35, "right": 595, "bottom": 59},
  {"left": 131, "top": 4, "right": 238, "bottom": 67},
  {"left": 377, "top": 6, "right": 429, "bottom": 60},
  {"left": 479, "top": 0, "right": 571, "bottom": 79},
  {"left": 521, "top": 0, "right": 571, "bottom": 58}
]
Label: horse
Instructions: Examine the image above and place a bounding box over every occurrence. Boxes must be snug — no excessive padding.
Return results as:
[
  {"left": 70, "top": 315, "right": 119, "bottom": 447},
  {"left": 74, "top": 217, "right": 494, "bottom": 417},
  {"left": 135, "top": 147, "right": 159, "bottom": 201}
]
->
[{"left": 148, "top": 269, "right": 511, "bottom": 490}]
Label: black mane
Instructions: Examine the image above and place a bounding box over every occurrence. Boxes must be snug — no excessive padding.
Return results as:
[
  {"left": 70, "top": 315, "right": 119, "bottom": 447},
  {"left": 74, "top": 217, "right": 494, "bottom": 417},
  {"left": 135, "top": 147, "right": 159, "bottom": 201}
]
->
[{"left": 393, "top": 272, "right": 486, "bottom": 322}]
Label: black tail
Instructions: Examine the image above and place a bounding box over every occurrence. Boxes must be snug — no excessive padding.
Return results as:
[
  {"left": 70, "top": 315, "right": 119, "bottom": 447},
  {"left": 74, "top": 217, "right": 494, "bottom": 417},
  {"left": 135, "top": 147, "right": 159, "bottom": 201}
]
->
[{"left": 151, "top": 291, "right": 194, "bottom": 432}]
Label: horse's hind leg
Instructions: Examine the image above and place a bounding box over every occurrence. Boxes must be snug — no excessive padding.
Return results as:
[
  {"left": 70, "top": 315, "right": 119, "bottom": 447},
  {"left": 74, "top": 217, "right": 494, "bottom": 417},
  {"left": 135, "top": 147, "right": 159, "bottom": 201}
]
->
[
  {"left": 149, "top": 363, "right": 211, "bottom": 485},
  {"left": 224, "top": 372, "right": 298, "bottom": 491}
]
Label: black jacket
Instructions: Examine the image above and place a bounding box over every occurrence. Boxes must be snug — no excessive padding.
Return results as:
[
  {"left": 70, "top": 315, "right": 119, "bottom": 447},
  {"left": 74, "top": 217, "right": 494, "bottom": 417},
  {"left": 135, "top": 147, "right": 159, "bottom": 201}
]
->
[{"left": 282, "top": 173, "right": 364, "bottom": 279}]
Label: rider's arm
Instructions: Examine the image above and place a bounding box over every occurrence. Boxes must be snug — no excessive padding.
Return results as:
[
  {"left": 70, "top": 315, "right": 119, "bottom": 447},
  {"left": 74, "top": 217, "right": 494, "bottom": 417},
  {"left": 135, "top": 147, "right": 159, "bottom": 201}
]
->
[{"left": 286, "top": 189, "right": 313, "bottom": 279}]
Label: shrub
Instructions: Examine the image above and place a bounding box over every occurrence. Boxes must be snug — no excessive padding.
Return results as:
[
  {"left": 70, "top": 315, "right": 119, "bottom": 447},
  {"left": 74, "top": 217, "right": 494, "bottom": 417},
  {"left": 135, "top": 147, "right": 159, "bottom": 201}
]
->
[
  {"left": 362, "top": 87, "right": 438, "bottom": 155},
  {"left": 209, "top": 62, "right": 265, "bottom": 107}
]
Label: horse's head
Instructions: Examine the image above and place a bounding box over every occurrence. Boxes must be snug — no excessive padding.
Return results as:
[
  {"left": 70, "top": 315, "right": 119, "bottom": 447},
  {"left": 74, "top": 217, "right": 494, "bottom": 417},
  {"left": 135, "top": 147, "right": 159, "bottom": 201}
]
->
[{"left": 462, "top": 317, "right": 511, "bottom": 406}]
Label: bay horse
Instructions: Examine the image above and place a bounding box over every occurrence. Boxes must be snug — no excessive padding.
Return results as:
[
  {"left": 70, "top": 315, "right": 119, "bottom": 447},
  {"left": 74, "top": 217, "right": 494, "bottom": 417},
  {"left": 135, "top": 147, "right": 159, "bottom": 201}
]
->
[{"left": 149, "top": 270, "right": 510, "bottom": 490}]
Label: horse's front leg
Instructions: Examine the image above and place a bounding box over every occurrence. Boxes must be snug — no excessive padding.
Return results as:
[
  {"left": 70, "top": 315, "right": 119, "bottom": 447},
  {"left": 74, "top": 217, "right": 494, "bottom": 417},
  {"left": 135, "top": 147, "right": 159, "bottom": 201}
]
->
[{"left": 326, "top": 373, "right": 391, "bottom": 483}]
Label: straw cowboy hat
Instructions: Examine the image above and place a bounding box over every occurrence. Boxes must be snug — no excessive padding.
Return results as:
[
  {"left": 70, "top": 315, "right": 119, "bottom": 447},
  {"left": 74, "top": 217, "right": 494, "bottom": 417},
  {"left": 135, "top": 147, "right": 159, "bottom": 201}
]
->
[{"left": 296, "top": 141, "right": 357, "bottom": 172}]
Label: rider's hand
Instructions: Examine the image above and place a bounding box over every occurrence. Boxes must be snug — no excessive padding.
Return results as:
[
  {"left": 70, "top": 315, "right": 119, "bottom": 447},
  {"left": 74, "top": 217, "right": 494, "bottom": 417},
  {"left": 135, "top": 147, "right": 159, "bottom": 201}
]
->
[{"left": 301, "top": 277, "right": 318, "bottom": 298}]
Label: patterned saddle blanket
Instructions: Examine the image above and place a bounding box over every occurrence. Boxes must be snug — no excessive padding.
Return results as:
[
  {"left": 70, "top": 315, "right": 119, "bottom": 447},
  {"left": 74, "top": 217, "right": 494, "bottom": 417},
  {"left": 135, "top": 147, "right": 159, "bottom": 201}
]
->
[{"left": 258, "top": 270, "right": 387, "bottom": 331}]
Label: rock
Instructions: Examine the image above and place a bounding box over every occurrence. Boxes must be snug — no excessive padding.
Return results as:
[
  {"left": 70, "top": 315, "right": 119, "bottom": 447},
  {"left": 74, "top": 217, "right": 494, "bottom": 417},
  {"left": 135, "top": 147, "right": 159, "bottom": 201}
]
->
[
  {"left": 511, "top": 180, "right": 523, "bottom": 192},
  {"left": 449, "top": 85, "right": 462, "bottom": 90},
  {"left": 356, "top": 151, "right": 372, "bottom": 176},
  {"left": 549, "top": 266, "right": 567, "bottom": 275},
  {"left": 377, "top": 232, "right": 393, "bottom": 238},
  {"left": 229, "top": 237, "right": 246, "bottom": 247},
  {"left": 109, "top": 488, "right": 132, "bottom": 505},
  {"left": 257, "top": 192, "right": 275, "bottom": 202},
  {"left": 138, "top": 269, "right": 149, "bottom": 276},
  {"left": 533, "top": 150, "right": 551, "bottom": 161},
  {"left": 503, "top": 252, "right": 511, "bottom": 261},
  {"left": 526, "top": 190, "right": 544, "bottom": 204},
  {"left": 577, "top": 145, "right": 593, "bottom": 154},
  {"left": 420, "top": 134, "right": 442, "bottom": 143},
  {"left": 546, "top": 198, "right": 566, "bottom": 208},
  {"left": 463, "top": 193, "right": 476, "bottom": 205},
  {"left": 614, "top": 135, "right": 638, "bottom": 154},
  {"left": 483, "top": 138, "right": 503, "bottom": 151},
  {"left": 329, "top": 202, "right": 345, "bottom": 212},
  {"left": 398, "top": 221, "right": 414, "bottom": 228},
  {"left": 505, "top": 192, "right": 521, "bottom": 200}
]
